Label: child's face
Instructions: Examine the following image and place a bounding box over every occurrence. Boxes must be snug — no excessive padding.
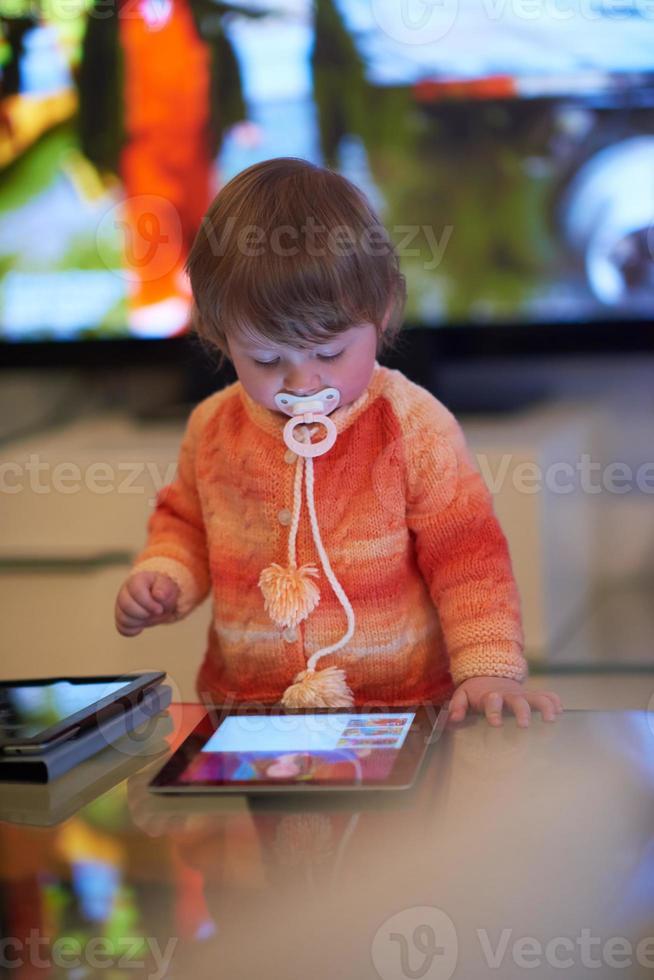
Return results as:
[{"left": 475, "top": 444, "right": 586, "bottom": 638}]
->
[{"left": 226, "top": 321, "right": 379, "bottom": 415}]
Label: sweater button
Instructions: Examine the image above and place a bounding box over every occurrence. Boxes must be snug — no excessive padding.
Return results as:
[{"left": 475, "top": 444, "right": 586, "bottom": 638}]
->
[
  {"left": 282, "top": 627, "right": 298, "bottom": 643},
  {"left": 284, "top": 449, "right": 297, "bottom": 464},
  {"left": 277, "top": 508, "right": 292, "bottom": 525}
]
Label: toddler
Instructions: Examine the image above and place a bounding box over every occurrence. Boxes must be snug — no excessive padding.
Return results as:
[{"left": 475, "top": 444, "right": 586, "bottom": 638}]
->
[{"left": 115, "top": 157, "right": 562, "bottom": 728}]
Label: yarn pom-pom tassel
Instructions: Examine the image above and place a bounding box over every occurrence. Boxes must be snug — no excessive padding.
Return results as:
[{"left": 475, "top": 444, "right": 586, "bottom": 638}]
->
[
  {"left": 281, "top": 666, "right": 355, "bottom": 708},
  {"left": 258, "top": 562, "right": 320, "bottom": 629}
]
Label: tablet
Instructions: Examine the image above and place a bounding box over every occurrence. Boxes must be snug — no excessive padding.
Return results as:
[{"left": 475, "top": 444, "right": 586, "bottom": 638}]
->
[
  {"left": 0, "top": 713, "right": 173, "bottom": 826},
  {"left": 0, "top": 672, "right": 166, "bottom": 752},
  {"left": 149, "top": 703, "right": 448, "bottom": 794}
]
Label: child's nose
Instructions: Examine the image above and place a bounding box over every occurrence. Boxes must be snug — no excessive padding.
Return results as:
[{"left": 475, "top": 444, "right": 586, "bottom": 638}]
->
[{"left": 283, "top": 368, "right": 321, "bottom": 396}]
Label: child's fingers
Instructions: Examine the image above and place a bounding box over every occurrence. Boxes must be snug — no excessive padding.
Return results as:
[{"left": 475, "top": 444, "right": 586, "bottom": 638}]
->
[
  {"left": 151, "top": 573, "right": 179, "bottom": 609},
  {"left": 116, "top": 603, "right": 171, "bottom": 634},
  {"left": 114, "top": 598, "right": 145, "bottom": 635},
  {"left": 526, "top": 688, "right": 563, "bottom": 713},
  {"left": 115, "top": 589, "right": 162, "bottom": 634},
  {"left": 115, "top": 608, "right": 151, "bottom": 635},
  {"left": 127, "top": 576, "right": 165, "bottom": 615},
  {"left": 448, "top": 689, "right": 469, "bottom": 723},
  {"left": 141, "top": 607, "right": 178, "bottom": 626},
  {"left": 116, "top": 620, "right": 144, "bottom": 637},
  {"left": 527, "top": 692, "right": 559, "bottom": 722},
  {"left": 545, "top": 692, "right": 564, "bottom": 713},
  {"left": 503, "top": 694, "right": 532, "bottom": 728},
  {"left": 115, "top": 572, "right": 179, "bottom": 638},
  {"left": 119, "top": 590, "right": 162, "bottom": 620},
  {"left": 483, "top": 691, "right": 504, "bottom": 726},
  {"left": 117, "top": 606, "right": 172, "bottom": 635}
]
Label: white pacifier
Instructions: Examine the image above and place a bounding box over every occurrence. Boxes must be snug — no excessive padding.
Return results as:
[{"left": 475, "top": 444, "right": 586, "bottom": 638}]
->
[{"left": 274, "top": 387, "right": 340, "bottom": 458}]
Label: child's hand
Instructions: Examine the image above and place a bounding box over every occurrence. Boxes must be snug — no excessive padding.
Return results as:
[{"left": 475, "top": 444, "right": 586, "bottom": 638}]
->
[
  {"left": 115, "top": 571, "right": 180, "bottom": 637},
  {"left": 448, "top": 676, "right": 563, "bottom": 728}
]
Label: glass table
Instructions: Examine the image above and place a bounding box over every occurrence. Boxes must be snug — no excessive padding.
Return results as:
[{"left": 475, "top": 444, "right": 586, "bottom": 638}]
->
[{"left": 1, "top": 704, "right": 653, "bottom": 979}]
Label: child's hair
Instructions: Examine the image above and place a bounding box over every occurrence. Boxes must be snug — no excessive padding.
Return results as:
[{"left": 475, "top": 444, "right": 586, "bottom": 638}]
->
[{"left": 185, "top": 157, "right": 407, "bottom": 370}]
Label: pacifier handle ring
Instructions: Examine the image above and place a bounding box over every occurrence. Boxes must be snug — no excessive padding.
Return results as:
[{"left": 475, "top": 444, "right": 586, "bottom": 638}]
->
[{"left": 283, "top": 414, "right": 337, "bottom": 458}]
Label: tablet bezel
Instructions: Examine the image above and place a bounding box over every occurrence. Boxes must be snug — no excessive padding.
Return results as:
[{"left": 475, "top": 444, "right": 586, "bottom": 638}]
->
[
  {"left": 0, "top": 672, "right": 166, "bottom": 749},
  {"left": 148, "top": 703, "right": 448, "bottom": 794}
]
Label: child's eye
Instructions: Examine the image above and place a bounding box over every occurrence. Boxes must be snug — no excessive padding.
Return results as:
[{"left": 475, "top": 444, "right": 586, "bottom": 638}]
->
[
  {"left": 253, "top": 350, "right": 344, "bottom": 367},
  {"left": 317, "top": 350, "right": 344, "bottom": 361}
]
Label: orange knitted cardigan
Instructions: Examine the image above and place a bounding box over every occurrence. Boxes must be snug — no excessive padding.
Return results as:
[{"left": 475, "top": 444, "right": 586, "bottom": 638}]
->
[{"left": 129, "top": 361, "right": 527, "bottom": 706}]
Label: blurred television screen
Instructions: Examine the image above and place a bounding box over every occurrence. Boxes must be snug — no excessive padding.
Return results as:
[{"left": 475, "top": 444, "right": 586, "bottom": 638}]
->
[{"left": 0, "top": 0, "right": 653, "bottom": 342}]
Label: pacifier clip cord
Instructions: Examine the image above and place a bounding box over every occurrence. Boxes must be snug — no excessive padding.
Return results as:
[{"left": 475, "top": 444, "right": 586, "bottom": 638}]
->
[{"left": 257, "top": 389, "right": 356, "bottom": 708}]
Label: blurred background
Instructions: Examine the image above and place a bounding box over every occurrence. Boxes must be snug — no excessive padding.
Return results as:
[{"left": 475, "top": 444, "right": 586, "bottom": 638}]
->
[{"left": 0, "top": 0, "right": 652, "bottom": 705}]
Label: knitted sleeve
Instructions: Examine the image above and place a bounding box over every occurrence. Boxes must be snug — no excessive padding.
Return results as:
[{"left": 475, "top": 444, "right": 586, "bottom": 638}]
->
[
  {"left": 404, "top": 397, "right": 528, "bottom": 686},
  {"left": 128, "top": 400, "right": 212, "bottom": 620}
]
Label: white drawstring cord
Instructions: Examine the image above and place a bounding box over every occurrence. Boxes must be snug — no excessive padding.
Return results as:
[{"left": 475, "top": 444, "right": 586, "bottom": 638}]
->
[{"left": 302, "top": 454, "right": 356, "bottom": 669}]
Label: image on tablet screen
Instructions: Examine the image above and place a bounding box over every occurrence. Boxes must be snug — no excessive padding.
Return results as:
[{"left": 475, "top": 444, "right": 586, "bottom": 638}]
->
[{"left": 177, "top": 712, "right": 416, "bottom": 785}]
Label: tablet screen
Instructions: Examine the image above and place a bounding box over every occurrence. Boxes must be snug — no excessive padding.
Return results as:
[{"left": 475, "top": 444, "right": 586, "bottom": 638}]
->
[
  {"left": 174, "top": 711, "right": 418, "bottom": 787},
  {"left": 0, "top": 679, "right": 136, "bottom": 741}
]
